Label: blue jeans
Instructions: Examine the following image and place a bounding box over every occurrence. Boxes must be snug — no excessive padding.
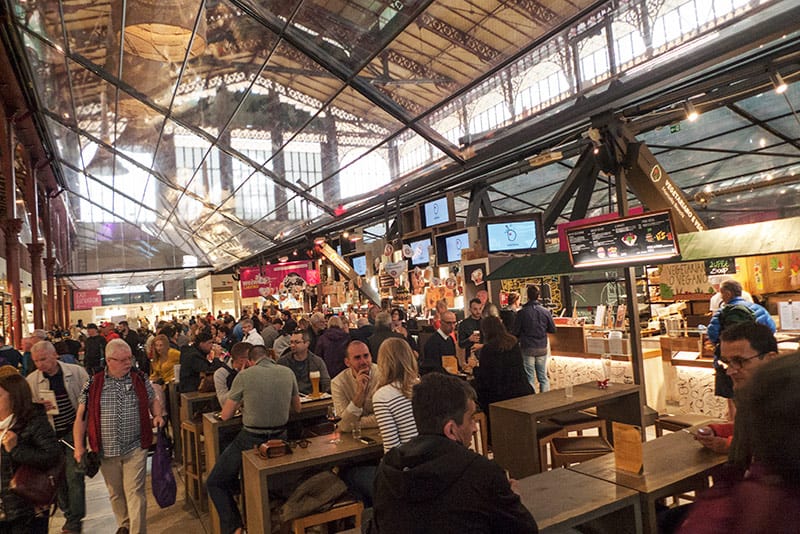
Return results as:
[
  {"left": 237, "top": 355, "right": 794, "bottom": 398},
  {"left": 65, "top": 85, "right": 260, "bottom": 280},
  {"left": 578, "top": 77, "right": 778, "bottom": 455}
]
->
[
  {"left": 206, "top": 429, "right": 285, "bottom": 534},
  {"left": 522, "top": 347, "right": 549, "bottom": 393},
  {"left": 58, "top": 437, "right": 86, "bottom": 532}
]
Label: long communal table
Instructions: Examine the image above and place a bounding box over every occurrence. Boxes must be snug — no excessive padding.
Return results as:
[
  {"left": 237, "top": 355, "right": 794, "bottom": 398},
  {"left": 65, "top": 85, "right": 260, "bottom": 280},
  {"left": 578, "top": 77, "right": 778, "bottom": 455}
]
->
[
  {"left": 490, "top": 382, "right": 644, "bottom": 478},
  {"left": 241, "top": 429, "right": 383, "bottom": 534},
  {"left": 569, "top": 426, "right": 728, "bottom": 533},
  {"left": 517, "top": 468, "right": 642, "bottom": 533}
]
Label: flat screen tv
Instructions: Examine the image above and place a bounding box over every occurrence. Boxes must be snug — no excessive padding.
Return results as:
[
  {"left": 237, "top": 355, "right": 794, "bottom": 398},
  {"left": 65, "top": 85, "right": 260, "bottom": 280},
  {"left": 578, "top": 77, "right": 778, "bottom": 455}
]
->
[
  {"left": 481, "top": 213, "right": 544, "bottom": 254},
  {"left": 405, "top": 236, "right": 432, "bottom": 266},
  {"left": 435, "top": 230, "right": 470, "bottom": 264},
  {"left": 350, "top": 254, "right": 367, "bottom": 276},
  {"left": 420, "top": 195, "right": 454, "bottom": 229}
]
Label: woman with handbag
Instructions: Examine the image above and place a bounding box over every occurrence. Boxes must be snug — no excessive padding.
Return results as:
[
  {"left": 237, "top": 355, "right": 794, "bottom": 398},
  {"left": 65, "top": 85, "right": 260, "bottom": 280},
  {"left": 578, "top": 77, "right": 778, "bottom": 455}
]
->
[{"left": 0, "top": 366, "right": 62, "bottom": 533}]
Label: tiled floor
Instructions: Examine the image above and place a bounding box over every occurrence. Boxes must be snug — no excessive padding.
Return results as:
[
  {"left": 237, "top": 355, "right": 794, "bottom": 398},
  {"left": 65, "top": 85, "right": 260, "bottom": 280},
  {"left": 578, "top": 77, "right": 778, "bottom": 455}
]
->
[{"left": 48, "top": 462, "right": 210, "bottom": 534}]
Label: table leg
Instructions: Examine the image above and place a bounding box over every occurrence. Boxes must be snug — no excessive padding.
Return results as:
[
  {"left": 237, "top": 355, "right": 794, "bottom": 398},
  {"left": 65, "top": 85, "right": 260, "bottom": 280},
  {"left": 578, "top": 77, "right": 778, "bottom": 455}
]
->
[
  {"left": 490, "top": 405, "right": 540, "bottom": 479},
  {"left": 204, "top": 417, "right": 222, "bottom": 534},
  {"left": 242, "top": 453, "right": 270, "bottom": 534}
]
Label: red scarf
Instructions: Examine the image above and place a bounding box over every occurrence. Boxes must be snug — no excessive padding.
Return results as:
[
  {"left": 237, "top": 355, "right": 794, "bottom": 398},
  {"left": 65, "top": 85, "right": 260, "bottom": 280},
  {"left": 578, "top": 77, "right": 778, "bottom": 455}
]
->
[{"left": 87, "top": 370, "right": 152, "bottom": 453}]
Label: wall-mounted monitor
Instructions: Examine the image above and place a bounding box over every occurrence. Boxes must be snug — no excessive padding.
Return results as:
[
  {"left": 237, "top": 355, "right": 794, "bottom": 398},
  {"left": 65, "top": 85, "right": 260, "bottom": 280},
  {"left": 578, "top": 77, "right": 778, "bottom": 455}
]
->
[
  {"left": 565, "top": 210, "right": 680, "bottom": 268},
  {"left": 419, "top": 194, "right": 455, "bottom": 229},
  {"left": 404, "top": 235, "right": 432, "bottom": 266},
  {"left": 481, "top": 213, "right": 544, "bottom": 254},
  {"left": 349, "top": 254, "right": 367, "bottom": 276},
  {"left": 435, "top": 230, "right": 470, "bottom": 264}
]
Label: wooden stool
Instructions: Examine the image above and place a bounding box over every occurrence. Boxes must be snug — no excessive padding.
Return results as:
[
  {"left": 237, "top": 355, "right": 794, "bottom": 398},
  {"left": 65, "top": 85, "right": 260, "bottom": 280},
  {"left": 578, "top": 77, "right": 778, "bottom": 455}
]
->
[
  {"left": 550, "top": 436, "right": 613, "bottom": 469},
  {"left": 654, "top": 414, "right": 714, "bottom": 437},
  {"left": 291, "top": 500, "right": 363, "bottom": 534},
  {"left": 180, "top": 420, "right": 206, "bottom": 512},
  {"left": 549, "top": 411, "right": 607, "bottom": 440},
  {"left": 536, "top": 420, "right": 566, "bottom": 472}
]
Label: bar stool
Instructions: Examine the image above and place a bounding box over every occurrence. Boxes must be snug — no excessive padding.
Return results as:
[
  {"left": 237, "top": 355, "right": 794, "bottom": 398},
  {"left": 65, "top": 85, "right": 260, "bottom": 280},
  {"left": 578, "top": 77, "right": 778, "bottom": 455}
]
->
[
  {"left": 290, "top": 500, "right": 363, "bottom": 534},
  {"left": 654, "top": 413, "right": 714, "bottom": 437},
  {"left": 180, "top": 419, "right": 206, "bottom": 512},
  {"left": 537, "top": 420, "right": 566, "bottom": 471},
  {"left": 549, "top": 410, "right": 607, "bottom": 440},
  {"left": 550, "top": 436, "right": 613, "bottom": 469}
]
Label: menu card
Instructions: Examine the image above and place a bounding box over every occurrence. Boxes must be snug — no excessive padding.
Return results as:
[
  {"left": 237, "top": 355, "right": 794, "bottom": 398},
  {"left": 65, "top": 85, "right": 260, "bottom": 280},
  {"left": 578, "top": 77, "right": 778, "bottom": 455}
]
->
[{"left": 613, "top": 422, "right": 643, "bottom": 474}]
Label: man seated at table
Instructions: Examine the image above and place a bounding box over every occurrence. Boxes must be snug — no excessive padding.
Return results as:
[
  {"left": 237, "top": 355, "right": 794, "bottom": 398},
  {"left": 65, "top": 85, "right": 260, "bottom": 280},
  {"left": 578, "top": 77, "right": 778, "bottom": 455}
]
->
[
  {"left": 421, "top": 311, "right": 458, "bottom": 375},
  {"left": 206, "top": 344, "right": 300, "bottom": 534},
  {"left": 373, "top": 373, "right": 538, "bottom": 533},
  {"left": 213, "top": 341, "right": 252, "bottom": 406},
  {"left": 277, "top": 330, "right": 331, "bottom": 396},
  {"left": 696, "top": 322, "right": 779, "bottom": 454},
  {"left": 331, "top": 340, "right": 380, "bottom": 504}
]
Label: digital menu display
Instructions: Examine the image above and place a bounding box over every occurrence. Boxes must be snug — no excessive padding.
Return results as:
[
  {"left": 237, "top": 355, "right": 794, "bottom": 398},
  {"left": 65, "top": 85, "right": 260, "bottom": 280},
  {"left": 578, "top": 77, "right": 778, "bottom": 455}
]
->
[
  {"left": 421, "top": 197, "right": 451, "bottom": 228},
  {"left": 350, "top": 254, "right": 367, "bottom": 276},
  {"left": 406, "top": 237, "right": 432, "bottom": 266},
  {"left": 566, "top": 210, "right": 680, "bottom": 268},
  {"left": 435, "top": 231, "right": 469, "bottom": 264}
]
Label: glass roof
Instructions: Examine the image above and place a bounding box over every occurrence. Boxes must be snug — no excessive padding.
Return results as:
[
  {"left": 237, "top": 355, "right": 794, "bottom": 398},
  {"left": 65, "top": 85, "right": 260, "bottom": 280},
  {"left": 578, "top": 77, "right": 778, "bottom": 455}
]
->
[{"left": 4, "top": 0, "right": 800, "bottom": 289}]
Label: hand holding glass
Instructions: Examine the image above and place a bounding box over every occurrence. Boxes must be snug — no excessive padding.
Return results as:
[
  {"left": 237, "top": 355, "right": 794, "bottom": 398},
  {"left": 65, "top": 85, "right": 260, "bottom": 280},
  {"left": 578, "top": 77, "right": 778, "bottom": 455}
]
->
[{"left": 326, "top": 406, "right": 342, "bottom": 444}]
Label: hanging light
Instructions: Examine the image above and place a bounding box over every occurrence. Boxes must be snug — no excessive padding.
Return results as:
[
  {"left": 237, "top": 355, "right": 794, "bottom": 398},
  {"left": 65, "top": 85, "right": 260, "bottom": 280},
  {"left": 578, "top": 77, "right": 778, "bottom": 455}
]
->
[
  {"left": 120, "top": 0, "right": 207, "bottom": 61},
  {"left": 770, "top": 70, "right": 788, "bottom": 94},
  {"left": 684, "top": 100, "right": 699, "bottom": 122}
]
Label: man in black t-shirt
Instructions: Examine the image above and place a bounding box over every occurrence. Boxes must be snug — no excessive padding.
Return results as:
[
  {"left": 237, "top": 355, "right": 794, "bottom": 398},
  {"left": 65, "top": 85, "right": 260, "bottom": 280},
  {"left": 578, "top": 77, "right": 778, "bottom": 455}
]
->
[{"left": 83, "top": 323, "right": 106, "bottom": 374}]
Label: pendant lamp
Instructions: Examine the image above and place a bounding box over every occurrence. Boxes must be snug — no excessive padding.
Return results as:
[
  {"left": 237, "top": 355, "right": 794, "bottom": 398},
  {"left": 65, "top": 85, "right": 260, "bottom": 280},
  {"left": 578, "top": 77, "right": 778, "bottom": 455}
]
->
[{"left": 121, "top": 0, "right": 207, "bottom": 61}]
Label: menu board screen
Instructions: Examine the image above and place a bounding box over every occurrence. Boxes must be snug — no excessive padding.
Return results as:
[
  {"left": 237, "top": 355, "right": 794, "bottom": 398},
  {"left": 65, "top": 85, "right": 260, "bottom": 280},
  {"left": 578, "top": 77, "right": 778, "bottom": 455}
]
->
[{"left": 566, "top": 210, "right": 680, "bottom": 268}]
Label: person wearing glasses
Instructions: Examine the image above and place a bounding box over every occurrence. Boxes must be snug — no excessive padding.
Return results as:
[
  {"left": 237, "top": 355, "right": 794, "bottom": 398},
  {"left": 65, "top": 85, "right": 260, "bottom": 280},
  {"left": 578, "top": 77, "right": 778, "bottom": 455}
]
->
[
  {"left": 696, "top": 322, "right": 779, "bottom": 454},
  {"left": 420, "top": 311, "right": 458, "bottom": 375},
  {"left": 277, "top": 330, "right": 331, "bottom": 395}
]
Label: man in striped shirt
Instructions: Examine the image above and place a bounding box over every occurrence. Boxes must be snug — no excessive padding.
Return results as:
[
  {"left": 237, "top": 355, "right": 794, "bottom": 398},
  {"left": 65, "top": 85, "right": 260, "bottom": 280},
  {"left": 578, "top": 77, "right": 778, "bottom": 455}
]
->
[{"left": 27, "top": 340, "right": 89, "bottom": 534}]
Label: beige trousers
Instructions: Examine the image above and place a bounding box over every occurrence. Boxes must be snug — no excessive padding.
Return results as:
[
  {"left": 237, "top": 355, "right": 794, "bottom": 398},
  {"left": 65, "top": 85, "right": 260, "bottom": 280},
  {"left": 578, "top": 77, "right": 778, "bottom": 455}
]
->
[{"left": 100, "top": 447, "right": 148, "bottom": 534}]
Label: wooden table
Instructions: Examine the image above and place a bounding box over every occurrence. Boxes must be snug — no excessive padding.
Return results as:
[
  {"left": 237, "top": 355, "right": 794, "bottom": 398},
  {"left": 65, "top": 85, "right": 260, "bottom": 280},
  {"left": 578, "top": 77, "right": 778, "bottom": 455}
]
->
[
  {"left": 490, "top": 382, "right": 643, "bottom": 478},
  {"left": 204, "top": 397, "right": 334, "bottom": 534},
  {"left": 517, "top": 468, "right": 642, "bottom": 533},
  {"left": 179, "top": 391, "right": 220, "bottom": 423},
  {"left": 242, "top": 429, "right": 383, "bottom": 534},
  {"left": 569, "top": 427, "right": 727, "bottom": 533}
]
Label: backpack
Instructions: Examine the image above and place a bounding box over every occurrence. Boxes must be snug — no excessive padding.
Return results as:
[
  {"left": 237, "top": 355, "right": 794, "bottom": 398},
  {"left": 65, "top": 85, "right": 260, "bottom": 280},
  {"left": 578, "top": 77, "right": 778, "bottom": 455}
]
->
[{"left": 719, "top": 304, "right": 756, "bottom": 331}]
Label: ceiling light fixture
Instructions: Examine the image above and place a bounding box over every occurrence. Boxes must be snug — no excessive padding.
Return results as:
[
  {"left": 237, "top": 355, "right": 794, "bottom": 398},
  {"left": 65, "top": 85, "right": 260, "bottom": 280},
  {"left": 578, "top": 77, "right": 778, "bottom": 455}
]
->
[
  {"left": 770, "top": 70, "right": 788, "bottom": 94},
  {"left": 684, "top": 101, "right": 699, "bottom": 122}
]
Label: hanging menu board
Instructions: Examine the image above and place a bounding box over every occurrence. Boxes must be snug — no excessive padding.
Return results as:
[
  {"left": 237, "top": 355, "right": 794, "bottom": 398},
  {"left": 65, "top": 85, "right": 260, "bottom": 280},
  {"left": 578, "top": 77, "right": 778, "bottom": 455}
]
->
[
  {"left": 566, "top": 210, "right": 681, "bottom": 268},
  {"left": 704, "top": 257, "right": 736, "bottom": 276}
]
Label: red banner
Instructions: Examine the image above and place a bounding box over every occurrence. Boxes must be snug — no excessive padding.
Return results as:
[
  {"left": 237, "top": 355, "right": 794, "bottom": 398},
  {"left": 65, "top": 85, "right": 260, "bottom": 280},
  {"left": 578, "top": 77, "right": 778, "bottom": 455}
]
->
[
  {"left": 240, "top": 261, "right": 315, "bottom": 298},
  {"left": 73, "top": 289, "right": 102, "bottom": 310}
]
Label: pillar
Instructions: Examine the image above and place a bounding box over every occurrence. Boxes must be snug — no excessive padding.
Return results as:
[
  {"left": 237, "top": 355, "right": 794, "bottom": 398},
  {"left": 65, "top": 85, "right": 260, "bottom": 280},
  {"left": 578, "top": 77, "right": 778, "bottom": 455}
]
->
[
  {"left": 1, "top": 114, "right": 23, "bottom": 347},
  {"left": 27, "top": 243, "right": 44, "bottom": 329},
  {"left": 44, "top": 257, "right": 56, "bottom": 329}
]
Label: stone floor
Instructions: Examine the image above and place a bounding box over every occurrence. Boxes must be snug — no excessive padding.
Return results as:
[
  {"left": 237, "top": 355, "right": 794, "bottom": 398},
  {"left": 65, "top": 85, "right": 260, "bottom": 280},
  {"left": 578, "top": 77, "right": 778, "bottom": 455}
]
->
[{"left": 47, "top": 461, "right": 210, "bottom": 534}]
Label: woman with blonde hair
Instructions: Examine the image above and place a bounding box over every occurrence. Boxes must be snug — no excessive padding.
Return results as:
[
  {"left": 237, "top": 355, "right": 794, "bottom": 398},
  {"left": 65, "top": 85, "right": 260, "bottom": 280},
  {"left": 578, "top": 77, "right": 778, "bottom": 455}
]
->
[
  {"left": 373, "top": 338, "right": 419, "bottom": 452},
  {"left": 150, "top": 334, "right": 181, "bottom": 385}
]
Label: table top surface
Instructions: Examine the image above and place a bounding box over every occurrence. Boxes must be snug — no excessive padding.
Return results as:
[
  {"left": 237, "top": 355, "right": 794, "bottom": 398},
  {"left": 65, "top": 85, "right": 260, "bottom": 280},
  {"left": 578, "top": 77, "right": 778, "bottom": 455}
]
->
[
  {"left": 242, "top": 428, "right": 383, "bottom": 476},
  {"left": 569, "top": 427, "right": 728, "bottom": 494},
  {"left": 202, "top": 397, "right": 333, "bottom": 428},
  {"left": 180, "top": 391, "right": 219, "bottom": 401},
  {"left": 490, "top": 382, "right": 641, "bottom": 416},
  {"left": 517, "top": 468, "right": 639, "bottom": 531}
]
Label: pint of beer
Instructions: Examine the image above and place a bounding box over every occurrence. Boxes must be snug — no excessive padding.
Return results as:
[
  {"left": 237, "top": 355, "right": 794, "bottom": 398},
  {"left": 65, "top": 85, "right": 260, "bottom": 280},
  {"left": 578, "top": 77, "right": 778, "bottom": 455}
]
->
[{"left": 310, "top": 370, "right": 321, "bottom": 397}]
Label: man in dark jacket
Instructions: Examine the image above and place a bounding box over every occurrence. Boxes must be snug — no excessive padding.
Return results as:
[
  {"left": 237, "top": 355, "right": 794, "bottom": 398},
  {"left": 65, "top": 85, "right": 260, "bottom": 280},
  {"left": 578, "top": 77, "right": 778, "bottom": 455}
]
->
[
  {"left": 367, "top": 312, "right": 404, "bottom": 363},
  {"left": 177, "top": 331, "right": 221, "bottom": 393},
  {"left": 374, "top": 373, "right": 537, "bottom": 534},
  {"left": 83, "top": 323, "right": 106, "bottom": 375}
]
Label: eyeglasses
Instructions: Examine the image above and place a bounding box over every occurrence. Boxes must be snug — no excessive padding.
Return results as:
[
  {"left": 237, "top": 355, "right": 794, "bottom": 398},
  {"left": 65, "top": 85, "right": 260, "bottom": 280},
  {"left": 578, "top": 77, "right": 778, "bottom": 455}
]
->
[
  {"left": 443, "top": 320, "right": 457, "bottom": 325},
  {"left": 288, "top": 439, "right": 310, "bottom": 449},
  {"left": 718, "top": 352, "right": 766, "bottom": 370}
]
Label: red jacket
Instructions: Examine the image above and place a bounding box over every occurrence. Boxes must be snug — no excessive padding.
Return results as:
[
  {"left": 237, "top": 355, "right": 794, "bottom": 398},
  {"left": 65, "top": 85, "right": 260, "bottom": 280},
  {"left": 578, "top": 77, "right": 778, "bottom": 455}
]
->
[{"left": 87, "top": 370, "right": 152, "bottom": 453}]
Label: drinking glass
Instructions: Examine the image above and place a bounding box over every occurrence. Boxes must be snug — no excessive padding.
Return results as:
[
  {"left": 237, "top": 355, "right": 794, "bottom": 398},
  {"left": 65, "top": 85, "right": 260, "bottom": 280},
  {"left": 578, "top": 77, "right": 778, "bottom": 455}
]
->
[
  {"left": 327, "top": 405, "right": 342, "bottom": 444},
  {"left": 601, "top": 354, "right": 613, "bottom": 382}
]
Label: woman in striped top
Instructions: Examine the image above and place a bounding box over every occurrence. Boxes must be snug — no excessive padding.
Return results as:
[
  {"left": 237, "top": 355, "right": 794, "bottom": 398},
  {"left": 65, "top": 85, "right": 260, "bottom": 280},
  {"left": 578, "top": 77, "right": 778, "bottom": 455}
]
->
[{"left": 373, "top": 338, "right": 419, "bottom": 452}]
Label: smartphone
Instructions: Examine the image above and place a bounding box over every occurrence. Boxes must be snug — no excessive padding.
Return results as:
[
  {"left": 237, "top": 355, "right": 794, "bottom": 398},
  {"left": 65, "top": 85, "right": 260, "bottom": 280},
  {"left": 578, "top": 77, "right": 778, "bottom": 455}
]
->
[{"left": 358, "top": 436, "right": 376, "bottom": 445}]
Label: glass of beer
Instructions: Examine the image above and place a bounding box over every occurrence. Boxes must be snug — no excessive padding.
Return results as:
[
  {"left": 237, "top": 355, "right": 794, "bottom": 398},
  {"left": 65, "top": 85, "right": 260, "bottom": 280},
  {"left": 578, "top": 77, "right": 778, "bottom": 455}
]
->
[{"left": 310, "top": 370, "right": 321, "bottom": 398}]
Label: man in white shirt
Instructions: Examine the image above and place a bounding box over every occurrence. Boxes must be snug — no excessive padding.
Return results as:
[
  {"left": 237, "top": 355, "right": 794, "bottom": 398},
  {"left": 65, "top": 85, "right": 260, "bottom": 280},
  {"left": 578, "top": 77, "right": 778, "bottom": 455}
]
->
[
  {"left": 241, "top": 319, "right": 265, "bottom": 346},
  {"left": 331, "top": 340, "right": 379, "bottom": 432}
]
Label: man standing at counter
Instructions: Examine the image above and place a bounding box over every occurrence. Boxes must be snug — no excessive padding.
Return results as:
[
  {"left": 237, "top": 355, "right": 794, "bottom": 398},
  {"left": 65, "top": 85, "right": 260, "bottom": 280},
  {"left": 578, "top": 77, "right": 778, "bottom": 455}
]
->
[
  {"left": 706, "top": 280, "right": 775, "bottom": 405},
  {"left": 513, "top": 285, "right": 556, "bottom": 393},
  {"left": 421, "top": 311, "right": 458, "bottom": 375},
  {"left": 457, "top": 298, "right": 484, "bottom": 358}
]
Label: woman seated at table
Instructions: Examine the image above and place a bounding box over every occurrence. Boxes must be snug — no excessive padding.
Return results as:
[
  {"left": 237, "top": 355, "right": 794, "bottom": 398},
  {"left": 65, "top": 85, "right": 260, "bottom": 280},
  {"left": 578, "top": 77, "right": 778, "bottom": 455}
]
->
[
  {"left": 678, "top": 352, "right": 800, "bottom": 533},
  {"left": 471, "top": 316, "right": 534, "bottom": 425},
  {"left": 373, "top": 338, "right": 419, "bottom": 452}
]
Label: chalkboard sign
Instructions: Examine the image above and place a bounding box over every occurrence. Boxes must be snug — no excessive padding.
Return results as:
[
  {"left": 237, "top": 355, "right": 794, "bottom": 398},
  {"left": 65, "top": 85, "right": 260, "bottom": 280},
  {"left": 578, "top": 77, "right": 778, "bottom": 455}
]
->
[
  {"left": 704, "top": 257, "right": 736, "bottom": 276},
  {"left": 566, "top": 210, "right": 681, "bottom": 268}
]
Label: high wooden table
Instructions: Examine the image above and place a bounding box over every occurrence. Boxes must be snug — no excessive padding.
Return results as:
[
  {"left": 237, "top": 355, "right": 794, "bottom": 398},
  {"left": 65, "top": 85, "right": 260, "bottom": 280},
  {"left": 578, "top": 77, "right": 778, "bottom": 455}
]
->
[
  {"left": 517, "top": 468, "right": 642, "bottom": 533},
  {"left": 204, "top": 397, "right": 334, "bottom": 534},
  {"left": 569, "top": 427, "right": 727, "bottom": 533},
  {"left": 179, "top": 391, "right": 220, "bottom": 423},
  {"left": 242, "top": 429, "right": 383, "bottom": 534},
  {"left": 490, "top": 382, "right": 643, "bottom": 478}
]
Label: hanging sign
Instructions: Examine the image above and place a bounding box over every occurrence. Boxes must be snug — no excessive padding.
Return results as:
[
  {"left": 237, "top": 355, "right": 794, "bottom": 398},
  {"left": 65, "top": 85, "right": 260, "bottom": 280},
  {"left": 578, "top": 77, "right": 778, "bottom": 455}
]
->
[
  {"left": 704, "top": 257, "right": 736, "bottom": 276},
  {"left": 240, "top": 261, "right": 313, "bottom": 298}
]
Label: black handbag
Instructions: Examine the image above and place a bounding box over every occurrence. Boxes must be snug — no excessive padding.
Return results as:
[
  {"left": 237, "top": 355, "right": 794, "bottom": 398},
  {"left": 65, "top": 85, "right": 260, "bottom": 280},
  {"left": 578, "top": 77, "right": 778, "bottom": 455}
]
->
[
  {"left": 9, "top": 453, "right": 66, "bottom": 506},
  {"left": 84, "top": 450, "right": 101, "bottom": 478}
]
